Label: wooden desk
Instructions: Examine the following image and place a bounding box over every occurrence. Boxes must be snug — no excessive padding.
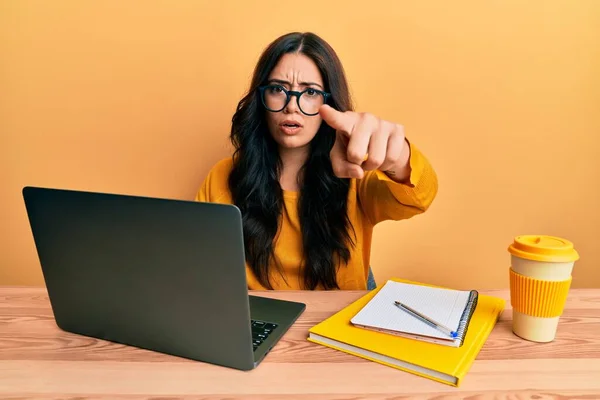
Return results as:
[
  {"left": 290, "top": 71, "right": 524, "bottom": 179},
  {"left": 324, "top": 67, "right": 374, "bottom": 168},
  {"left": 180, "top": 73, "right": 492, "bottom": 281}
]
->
[{"left": 1, "top": 287, "right": 599, "bottom": 398}]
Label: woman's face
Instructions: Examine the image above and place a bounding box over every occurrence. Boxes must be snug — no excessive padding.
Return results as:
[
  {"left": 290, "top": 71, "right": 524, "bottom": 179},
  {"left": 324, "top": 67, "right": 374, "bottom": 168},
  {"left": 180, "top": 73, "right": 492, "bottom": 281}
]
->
[{"left": 264, "top": 52, "right": 325, "bottom": 152}]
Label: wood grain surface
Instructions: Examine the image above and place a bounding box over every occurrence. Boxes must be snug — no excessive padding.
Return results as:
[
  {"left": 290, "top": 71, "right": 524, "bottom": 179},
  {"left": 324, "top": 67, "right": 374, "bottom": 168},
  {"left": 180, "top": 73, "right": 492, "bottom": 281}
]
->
[{"left": 1, "top": 287, "right": 599, "bottom": 399}]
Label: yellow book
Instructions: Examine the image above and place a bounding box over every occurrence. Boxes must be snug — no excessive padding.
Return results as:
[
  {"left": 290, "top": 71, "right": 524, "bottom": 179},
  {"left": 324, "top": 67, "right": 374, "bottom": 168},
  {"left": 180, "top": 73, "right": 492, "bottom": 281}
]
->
[{"left": 307, "top": 278, "right": 505, "bottom": 387}]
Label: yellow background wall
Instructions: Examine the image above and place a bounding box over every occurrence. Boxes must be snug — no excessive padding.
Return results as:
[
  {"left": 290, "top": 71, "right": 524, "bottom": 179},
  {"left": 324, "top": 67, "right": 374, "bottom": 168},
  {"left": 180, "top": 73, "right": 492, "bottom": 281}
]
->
[{"left": 1, "top": 1, "right": 599, "bottom": 289}]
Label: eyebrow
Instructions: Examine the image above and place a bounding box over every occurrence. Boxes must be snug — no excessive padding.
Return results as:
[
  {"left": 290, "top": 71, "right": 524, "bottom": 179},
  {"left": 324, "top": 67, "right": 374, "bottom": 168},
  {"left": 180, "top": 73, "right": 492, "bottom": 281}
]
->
[{"left": 268, "top": 79, "right": 324, "bottom": 90}]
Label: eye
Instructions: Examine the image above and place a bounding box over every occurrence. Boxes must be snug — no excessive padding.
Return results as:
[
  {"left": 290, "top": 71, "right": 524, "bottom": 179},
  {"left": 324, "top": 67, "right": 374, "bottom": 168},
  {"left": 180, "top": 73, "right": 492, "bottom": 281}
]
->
[
  {"left": 268, "top": 85, "right": 285, "bottom": 94},
  {"left": 305, "top": 88, "right": 318, "bottom": 97}
]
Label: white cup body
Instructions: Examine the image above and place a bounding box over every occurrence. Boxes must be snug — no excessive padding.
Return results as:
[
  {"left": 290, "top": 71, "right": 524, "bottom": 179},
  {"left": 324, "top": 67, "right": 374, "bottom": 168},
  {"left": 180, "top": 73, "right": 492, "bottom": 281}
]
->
[
  {"left": 511, "top": 255, "right": 574, "bottom": 281},
  {"left": 510, "top": 255, "right": 574, "bottom": 342}
]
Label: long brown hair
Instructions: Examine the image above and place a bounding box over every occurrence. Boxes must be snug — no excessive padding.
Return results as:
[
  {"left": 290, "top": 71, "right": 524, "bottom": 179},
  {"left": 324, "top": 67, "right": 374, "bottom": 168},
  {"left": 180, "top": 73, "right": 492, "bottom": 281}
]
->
[{"left": 228, "top": 32, "right": 355, "bottom": 289}]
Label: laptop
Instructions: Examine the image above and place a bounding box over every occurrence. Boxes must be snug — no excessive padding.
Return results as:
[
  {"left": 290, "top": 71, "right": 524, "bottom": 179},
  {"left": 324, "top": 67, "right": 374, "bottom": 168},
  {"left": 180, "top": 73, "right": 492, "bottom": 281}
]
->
[{"left": 22, "top": 186, "right": 306, "bottom": 370}]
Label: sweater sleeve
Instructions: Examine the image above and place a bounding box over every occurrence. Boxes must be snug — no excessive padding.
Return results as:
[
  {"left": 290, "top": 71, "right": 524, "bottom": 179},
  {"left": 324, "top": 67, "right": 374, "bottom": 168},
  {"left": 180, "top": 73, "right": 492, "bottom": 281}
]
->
[
  {"left": 194, "top": 158, "right": 233, "bottom": 204},
  {"left": 357, "top": 140, "right": 438, "bottom": 225},
  {"left": 194, "top": 176, "right": 210, "bottom": 202}
]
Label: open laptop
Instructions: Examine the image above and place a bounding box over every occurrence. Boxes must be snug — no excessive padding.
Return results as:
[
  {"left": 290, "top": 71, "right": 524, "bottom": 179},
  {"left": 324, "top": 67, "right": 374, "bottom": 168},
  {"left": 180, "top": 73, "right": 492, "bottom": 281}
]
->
[{"left": 22, "top": 186, "right": 306, "bottom": 370}]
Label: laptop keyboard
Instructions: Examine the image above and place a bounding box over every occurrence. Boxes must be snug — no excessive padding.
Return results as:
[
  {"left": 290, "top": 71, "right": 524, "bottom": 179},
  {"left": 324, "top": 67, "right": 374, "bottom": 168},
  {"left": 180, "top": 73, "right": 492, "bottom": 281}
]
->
[{"left": 251, "top": 320, "right": 278, "bottom": 351}]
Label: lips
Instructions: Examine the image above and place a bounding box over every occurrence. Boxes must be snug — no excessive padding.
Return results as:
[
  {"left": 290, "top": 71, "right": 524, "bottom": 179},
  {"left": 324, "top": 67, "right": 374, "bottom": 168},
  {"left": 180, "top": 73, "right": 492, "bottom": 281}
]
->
[
  {"left": 279, "top": 120, "right": 303, "bottom": 135},
  {"left": 280, "top": 120, "right": 303, "bottom": 128}
]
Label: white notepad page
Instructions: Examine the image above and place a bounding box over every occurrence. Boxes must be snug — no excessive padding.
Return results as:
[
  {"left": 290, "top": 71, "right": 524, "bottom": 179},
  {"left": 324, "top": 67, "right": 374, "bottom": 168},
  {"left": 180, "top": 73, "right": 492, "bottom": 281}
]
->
[{"left": 350, "top": 280, "right": 472, "bottom": 340}]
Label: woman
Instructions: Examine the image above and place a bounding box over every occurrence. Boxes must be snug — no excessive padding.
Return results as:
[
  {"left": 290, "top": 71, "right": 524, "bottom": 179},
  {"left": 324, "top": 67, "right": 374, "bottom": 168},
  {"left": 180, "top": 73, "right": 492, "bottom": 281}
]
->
[{"left": 195, "top": 32, "right": 438, "bottom": 290}]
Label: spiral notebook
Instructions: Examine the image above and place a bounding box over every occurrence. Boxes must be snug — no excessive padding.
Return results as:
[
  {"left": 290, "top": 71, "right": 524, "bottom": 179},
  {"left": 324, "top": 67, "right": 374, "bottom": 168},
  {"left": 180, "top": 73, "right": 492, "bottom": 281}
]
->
[{"left": 350, "top": 280, "right": 478, "bottom": 347}]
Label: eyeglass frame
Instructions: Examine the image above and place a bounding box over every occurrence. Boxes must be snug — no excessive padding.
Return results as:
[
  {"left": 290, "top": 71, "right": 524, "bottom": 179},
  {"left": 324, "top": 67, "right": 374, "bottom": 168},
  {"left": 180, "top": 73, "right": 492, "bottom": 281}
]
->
[{"left": 258, "top": 84, "right": 332, "bottom": 116}]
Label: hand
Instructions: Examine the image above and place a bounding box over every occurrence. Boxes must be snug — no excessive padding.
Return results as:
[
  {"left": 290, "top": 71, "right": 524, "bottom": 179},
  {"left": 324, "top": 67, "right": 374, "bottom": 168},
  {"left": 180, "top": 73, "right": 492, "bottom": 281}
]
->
[{"left": 319, "top": 104, "right": 410, "bottom": 180}]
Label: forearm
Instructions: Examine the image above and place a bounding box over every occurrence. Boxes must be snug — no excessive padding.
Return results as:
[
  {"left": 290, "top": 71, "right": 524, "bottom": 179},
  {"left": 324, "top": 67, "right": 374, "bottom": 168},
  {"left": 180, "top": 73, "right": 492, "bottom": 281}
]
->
[{"left": 382, "top": 138, "right": 412, "bottom": 184}]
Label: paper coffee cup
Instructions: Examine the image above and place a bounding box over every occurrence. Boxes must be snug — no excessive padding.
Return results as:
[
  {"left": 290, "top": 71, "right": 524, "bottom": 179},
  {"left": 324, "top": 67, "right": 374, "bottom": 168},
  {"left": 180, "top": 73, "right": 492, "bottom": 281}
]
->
[{"left": 508, "top": 235, "right": 579, "bottom": 342}]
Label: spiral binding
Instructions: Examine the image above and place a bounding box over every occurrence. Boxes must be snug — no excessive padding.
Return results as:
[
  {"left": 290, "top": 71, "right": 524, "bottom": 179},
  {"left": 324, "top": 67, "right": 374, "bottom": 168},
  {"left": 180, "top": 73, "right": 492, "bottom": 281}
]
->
[{"left": 455, "top": 290, "right": 479, "bottom": 346}]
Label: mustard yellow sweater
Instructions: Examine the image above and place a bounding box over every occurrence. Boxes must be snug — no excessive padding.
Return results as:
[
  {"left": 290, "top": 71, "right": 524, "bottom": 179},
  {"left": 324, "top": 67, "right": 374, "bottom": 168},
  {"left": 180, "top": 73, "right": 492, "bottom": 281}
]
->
[{"left": 195, "top": 141, "right": 438, "bottom": 290}]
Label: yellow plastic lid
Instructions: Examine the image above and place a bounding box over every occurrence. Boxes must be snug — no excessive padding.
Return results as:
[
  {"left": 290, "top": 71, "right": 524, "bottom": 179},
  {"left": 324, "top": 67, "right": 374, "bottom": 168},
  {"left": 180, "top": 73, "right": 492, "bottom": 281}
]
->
[{"left": 508, "top": 235, "right": 579, "bottom": 262}]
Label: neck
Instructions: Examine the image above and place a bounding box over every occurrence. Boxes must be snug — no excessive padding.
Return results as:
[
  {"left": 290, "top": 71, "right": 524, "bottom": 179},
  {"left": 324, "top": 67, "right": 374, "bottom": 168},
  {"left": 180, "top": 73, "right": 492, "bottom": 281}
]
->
[{"left": 278, "top": 145, "right": 309, "bottom": 192}]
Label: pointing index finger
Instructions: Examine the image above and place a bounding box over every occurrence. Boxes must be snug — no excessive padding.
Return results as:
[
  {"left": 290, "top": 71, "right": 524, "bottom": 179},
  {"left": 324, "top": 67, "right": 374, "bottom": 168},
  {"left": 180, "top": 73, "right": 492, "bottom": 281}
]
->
[{"left": 319, "top": 104, "right": 357, "bottom": 135}]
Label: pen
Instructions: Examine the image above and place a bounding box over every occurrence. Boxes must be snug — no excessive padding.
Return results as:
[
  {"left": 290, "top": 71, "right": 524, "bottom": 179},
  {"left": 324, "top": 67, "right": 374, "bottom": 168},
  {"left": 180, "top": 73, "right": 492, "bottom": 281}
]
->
[{"left": 394, "top": 300, "right": 458, "bottom": 338}]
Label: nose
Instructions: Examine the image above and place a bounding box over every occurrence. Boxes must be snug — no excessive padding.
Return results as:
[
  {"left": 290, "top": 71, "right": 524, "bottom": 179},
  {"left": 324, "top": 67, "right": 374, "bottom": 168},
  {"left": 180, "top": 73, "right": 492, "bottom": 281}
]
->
[{"left": 284, "top": 93, "right": 300, "bottom": 114}]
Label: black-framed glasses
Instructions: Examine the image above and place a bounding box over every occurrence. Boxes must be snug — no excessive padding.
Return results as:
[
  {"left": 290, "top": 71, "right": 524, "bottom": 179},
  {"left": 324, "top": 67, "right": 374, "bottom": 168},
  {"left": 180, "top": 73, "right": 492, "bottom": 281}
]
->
[{"left": 258, "top": 84, "right": 331, "bottom": 116}]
